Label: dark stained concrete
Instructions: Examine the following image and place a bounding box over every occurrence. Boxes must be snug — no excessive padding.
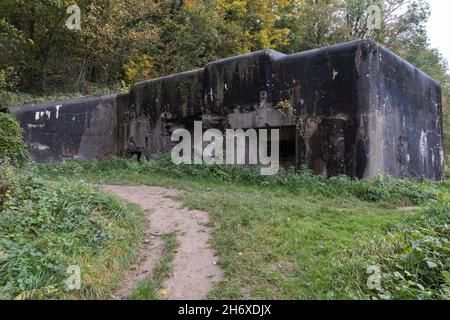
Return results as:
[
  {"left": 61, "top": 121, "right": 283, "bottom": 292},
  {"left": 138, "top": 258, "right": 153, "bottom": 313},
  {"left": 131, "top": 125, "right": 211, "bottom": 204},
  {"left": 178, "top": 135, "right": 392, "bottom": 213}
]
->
[
  {"left": 10, "top": 40, "right": 445, "bottom": 180},
  {"left": 11, "top": 94, "right": 127, "bottom": 163}
]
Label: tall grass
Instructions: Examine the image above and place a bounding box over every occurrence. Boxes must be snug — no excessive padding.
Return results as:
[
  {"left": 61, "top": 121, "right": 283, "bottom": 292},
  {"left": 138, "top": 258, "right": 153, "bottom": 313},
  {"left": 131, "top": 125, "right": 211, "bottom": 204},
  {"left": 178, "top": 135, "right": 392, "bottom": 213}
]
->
[
  {"left": 0, "top": 162, "right": 146, "bottom": 300},
  {"left": 35, "top": 156, "right": 447, "bottom": 207}
]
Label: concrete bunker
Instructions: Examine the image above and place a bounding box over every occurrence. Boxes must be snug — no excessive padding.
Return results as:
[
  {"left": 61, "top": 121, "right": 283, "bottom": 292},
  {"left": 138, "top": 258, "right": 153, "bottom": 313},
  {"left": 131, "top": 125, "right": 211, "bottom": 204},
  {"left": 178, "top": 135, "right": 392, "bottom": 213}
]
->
[{"left": 10, "top": 40, "right": 445, "bottom": 180}]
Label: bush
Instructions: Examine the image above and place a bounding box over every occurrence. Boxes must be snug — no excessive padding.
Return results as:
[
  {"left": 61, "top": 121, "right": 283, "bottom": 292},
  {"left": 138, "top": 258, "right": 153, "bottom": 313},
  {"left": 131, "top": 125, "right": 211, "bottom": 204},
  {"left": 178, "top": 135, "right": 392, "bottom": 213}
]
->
[
  {"left": 0, "top": 67, "right": 18, "bottom": 92},
  {"left": 0, "top": 112, "right": 28, "bottom": 165}
]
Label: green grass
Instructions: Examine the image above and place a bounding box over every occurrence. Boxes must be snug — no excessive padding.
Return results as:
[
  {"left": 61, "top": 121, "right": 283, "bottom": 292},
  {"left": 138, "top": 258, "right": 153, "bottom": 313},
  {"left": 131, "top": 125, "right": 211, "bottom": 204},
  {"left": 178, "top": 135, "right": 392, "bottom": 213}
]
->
[
  {"left": 33, "top": 157, "right": 450, "bottom": 300},
  {"left": 182, "top": 186, "right": 417, "bottom": 299},
  {"left": 129, "top": 232, "right": 179, "bottom": 300},
  {"left": 0, "top": 162, "right": 146, "bottom": 299}
]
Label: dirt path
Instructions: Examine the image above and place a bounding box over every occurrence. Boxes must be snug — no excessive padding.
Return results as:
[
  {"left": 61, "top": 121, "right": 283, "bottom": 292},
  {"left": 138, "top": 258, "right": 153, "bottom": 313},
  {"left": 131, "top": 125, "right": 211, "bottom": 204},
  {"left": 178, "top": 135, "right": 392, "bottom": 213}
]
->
[{"left": 101, "top": 185, "right": 223, "bottom": 300}]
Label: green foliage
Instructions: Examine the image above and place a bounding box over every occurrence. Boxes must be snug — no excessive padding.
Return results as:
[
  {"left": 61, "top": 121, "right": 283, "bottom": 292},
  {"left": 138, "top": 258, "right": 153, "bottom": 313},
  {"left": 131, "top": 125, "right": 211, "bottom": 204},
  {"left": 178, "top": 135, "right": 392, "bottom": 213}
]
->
[
  {"left": 0, "top": 0, "right": 447, "bottom": 85},
  {"left": 0, "top": 160, "right": 16, "bottom": 211},
  {"left": 31, "top": 158, "right": 449, "bottom": 300},
  {"left": 1, "top": 83, "right": 125, "bottom": 109},
  {"left": 363, "top": 195, "right": 450, "bottom": 300},
  {"left": 0, "top": 0, "right": 160, "bottom": 93},
  {"left": 34, "top": 157, "right": 446, "bottom": 207},
  {"left": 0, "top": 112, "right": 28, "bottom": 165},
  {"left": 0, "top": 67, "right": 18, "bottom": 91},
  {"left": 332, "top": 195, "right": 449, "bottom": 300},
  {"left": 160, "top": 0, "right": 247, "bottom": 74},
  {"left": 0, "top": 163, "right": 145, "bottom": 300}
]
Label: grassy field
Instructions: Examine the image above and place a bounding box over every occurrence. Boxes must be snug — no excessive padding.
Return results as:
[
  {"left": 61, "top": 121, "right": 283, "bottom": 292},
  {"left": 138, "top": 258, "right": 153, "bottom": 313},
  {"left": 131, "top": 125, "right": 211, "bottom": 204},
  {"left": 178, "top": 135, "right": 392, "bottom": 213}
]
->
[{"left": 32, "top": 157, "right": 449, "bottom": 300}]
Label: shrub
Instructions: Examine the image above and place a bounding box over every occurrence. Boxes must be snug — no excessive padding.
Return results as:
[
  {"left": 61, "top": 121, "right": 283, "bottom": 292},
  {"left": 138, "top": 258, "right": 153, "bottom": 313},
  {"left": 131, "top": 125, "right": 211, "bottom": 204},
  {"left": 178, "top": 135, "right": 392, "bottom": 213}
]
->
[
  {"left": 0, "top": 112, "right": 28, "bottom": 165},
  {"left": 0, "top": 67, "right": 18, "bottom": 91}
]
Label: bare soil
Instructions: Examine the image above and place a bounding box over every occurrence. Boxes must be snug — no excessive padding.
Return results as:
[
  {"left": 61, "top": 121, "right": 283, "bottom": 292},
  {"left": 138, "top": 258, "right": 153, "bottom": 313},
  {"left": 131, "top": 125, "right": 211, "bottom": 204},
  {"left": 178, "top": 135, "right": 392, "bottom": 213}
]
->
[{"left": 101, "top": 185, "right": 223, "bottom": 300}]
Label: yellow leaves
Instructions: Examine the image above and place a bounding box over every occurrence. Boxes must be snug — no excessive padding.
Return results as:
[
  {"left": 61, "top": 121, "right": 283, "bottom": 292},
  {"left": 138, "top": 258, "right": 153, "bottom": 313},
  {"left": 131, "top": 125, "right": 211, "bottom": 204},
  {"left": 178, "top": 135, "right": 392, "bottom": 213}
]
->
[
  {"left": 270, "top": 27, "right": 290, "bottom": 47},
  {"left": 160, "top": 289, "right": 169, "bottom": 297},
  {"left": 255, "top": 29, "right": 271, "bottom": 49},
  {"left": 253, "top": 24, "right": 290, "bottom": 50},
  {"left": 183, "top": 0, "right": 194, "bottom": 10},
  {"left": 218, "top": 0, "right": 248, "bottom": 18},
  {"left": 229, "top": 0, "right": 247, "bottom": 13},
  {"left": 437, "top": 192, "right": 450, "bottom": 205},
  {"left": 81, "top": 0, "right": 160, "bottom": 69},
  {"left": 123, "top": 54, "right": 157, "bottom": 86},
  {"left": 184, "top": 0, "right": 209, "bottom": 12},
  {"left": 14, "top": 292, "right": 29, "bottom": 300},
  {"left": 218, "top": 0, "right": 293, "bottom": 51}
]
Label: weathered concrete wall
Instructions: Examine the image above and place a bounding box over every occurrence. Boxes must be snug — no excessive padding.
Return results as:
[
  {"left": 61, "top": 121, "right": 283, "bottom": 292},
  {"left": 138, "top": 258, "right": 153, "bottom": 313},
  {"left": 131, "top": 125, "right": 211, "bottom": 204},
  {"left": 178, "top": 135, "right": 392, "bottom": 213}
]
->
[
  {"left": 122, "top": 40, "right": 444, "bottom": 179},
  {"left": 11, "top": 40, "right": 444, "bottom": 180},
  {"left": 11, "top": 94, "right": 126, "bottom": 162},
  {"left": 369, "top": 43, "right": 444, "bottom": 180},
  {"left": 122, "top": 69, "right": 205, "bottom": 157}
]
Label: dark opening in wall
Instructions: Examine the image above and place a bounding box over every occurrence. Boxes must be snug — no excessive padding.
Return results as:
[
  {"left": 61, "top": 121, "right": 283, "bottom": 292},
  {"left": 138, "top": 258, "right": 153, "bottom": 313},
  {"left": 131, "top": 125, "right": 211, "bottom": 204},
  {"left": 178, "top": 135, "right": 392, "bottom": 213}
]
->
[
  {"left": 257, "top": 126, "right": 297, "bottom": 168},
  {"left": 279, "top": 127, "right": 297, "bottom": 167}
]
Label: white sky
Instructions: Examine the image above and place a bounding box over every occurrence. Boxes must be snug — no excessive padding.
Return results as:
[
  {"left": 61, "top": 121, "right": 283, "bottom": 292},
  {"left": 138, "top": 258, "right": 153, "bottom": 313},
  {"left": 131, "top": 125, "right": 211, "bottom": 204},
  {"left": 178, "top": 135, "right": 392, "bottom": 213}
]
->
[{"left": 427, "top": 0, "right": 450, "bottom": 66}]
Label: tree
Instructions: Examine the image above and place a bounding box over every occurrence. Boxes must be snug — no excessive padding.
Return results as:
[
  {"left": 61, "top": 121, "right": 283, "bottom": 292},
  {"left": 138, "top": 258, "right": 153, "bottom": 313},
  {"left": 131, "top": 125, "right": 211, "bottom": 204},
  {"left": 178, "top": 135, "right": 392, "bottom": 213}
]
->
[
  {"left": 158, "top": 0, "right": 246, "bottom": 74},
  {"left": 78, "top": 0, "right": 161, "bottom": 89},
  {"left": 0, "top": 0, "right": 75, "bottom": 91},
  {"left": 0, "top": 0, "right": 162, "bottom": 92},
  {"left": 218, "top": 0, "right": 292, "bottom": 51}
]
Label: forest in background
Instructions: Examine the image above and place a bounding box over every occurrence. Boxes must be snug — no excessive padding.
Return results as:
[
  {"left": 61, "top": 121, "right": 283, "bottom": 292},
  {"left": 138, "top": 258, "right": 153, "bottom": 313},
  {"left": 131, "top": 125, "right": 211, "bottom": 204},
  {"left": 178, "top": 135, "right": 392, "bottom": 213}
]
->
[{"left": 0, "top": 0, "right": 449, "bottom": 158}]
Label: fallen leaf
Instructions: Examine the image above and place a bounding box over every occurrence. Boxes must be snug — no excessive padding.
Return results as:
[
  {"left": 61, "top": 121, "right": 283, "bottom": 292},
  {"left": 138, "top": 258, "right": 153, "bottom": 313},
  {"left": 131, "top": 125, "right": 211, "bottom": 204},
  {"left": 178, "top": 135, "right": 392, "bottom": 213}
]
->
[{"left": 161, "top": 289, "right": 169, "bottom": 297}]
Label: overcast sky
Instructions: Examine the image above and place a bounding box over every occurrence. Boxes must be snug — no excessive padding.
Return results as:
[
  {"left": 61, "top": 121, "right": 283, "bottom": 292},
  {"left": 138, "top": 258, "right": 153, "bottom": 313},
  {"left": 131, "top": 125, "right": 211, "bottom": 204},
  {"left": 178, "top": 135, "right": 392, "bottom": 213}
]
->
[{"left": 427, "top": 0, "right": 450, "bottom": 66}]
